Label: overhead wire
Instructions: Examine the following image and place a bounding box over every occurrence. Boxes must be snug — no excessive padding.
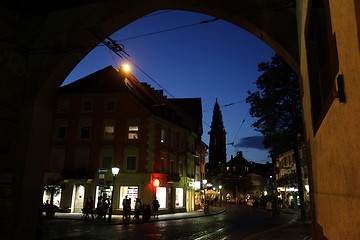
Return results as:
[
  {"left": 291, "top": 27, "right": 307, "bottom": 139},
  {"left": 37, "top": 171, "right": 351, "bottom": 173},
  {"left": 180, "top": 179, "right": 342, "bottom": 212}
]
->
[
  {"left": 203, "top": 100, "right": 244, "bottom": 112},
  {"left": 114, "top": 17, "right": 219, "bottom": 42},
  {"left": 141, "top": 10, "right": 173, "bottom": 18},
  {"left": 65, "top": 8, "right": 246, "bottom": 141},
  {"left": 121, "top": 54, "right": 176, "bottom": 98},
  {"left": 232, "top": 111, "right": 248, "bottom": 145}
]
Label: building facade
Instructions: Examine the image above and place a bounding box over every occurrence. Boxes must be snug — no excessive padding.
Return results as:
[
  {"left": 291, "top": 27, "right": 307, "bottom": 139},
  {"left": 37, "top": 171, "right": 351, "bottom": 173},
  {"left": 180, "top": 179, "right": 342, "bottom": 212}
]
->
[
  {"left": 43, "top": 66, "right": 205, "bottom": 214},
  {"left": 222, "top": 151, "right": 273, "bottom": 204},
  {"left": 275, "top": 144, "right": 310, "bottom": 211}
]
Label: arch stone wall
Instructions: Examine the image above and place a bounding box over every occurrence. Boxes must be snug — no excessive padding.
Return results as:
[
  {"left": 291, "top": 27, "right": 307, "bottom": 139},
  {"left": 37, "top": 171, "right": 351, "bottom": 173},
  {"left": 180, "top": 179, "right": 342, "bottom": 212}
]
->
[{"left": 0, "top": 0, "right": 359, "bottom": 239}]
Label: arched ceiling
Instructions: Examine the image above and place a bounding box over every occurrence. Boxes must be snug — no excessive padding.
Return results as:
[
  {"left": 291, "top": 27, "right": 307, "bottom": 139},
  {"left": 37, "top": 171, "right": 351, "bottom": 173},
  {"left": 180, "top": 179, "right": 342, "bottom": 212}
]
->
[{"left": 1, "top": 0, "right": 298, "bottom": 94}]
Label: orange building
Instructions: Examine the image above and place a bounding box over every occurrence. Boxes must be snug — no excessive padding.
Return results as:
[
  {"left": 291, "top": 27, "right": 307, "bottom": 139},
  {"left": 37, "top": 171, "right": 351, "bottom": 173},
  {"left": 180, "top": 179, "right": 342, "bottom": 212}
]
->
[{"left": 43, "top": 65, "right": 205, "bottom": 214}]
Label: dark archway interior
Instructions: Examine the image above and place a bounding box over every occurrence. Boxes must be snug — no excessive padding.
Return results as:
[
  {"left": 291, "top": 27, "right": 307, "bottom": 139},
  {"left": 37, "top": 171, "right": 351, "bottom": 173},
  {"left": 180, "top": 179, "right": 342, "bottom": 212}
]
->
[{"left": 0, "top": 1, "right": 299, "bottom": 239}]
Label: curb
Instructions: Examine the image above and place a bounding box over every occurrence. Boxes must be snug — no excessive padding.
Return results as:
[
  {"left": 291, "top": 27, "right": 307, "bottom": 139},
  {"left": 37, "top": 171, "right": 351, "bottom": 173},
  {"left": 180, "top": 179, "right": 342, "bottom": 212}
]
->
[{"left": 48, "top": 208, "right": 227, "bottom": 225}]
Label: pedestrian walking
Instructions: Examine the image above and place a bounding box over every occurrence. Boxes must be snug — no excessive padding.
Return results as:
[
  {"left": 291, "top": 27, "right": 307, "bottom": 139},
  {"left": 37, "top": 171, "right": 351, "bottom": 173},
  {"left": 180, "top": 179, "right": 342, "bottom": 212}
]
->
[
  {"left": 152, "top": 197, "right": 160, "bottom": 219},
  {"left": 266, "top": 200, "right": 273, "bottom": 218},
  {"left": 89, "top": 197, "right": 95, "bottom": 219},
  {"left": 83, "top": 198, "right": 90, "bottom": 219}
]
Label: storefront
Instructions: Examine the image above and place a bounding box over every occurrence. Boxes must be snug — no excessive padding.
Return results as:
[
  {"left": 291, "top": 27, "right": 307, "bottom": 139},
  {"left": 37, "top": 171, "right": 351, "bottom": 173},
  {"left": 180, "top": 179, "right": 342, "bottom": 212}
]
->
[
  {"left": 156, "top": 186, "right": 167, "bottom": 209},
  {"left": 119, "top": 186, "right": 139, "bottom": 209}
]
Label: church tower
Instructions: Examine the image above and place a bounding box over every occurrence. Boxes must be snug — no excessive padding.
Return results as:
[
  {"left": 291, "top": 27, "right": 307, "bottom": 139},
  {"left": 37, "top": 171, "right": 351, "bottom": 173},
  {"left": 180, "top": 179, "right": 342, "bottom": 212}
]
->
[{"left": 207, "top": 98, "right": 227, "bottom": 176}]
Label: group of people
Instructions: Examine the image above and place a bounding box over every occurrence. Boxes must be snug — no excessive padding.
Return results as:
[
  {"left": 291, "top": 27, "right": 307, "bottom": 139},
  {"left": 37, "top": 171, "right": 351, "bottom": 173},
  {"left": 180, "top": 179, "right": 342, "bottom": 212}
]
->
[
  {"left": 82, "top": 195, "right": 160, "bottom": 221},
  {"left": 82, "top": 197, "right": 95, "bottom": 219},
  {"left": 81, "top": 196, "right": 109, "bottom": 220},
  {"left": 122, "top": 195, "right": 160, "bottom": 220}
]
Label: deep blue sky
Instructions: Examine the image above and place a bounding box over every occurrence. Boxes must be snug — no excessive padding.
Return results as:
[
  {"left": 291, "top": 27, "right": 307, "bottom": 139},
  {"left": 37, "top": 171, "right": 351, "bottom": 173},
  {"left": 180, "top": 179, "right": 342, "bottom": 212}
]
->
[{"left": 63, "top": 10, "right": 275, "bottom": 164}]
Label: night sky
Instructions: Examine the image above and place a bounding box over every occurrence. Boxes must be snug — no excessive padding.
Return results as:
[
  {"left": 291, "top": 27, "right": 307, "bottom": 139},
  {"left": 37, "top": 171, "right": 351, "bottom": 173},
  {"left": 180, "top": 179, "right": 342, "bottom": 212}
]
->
[{"left": 63, "top": 10, "right": 276, "bottom": 164}]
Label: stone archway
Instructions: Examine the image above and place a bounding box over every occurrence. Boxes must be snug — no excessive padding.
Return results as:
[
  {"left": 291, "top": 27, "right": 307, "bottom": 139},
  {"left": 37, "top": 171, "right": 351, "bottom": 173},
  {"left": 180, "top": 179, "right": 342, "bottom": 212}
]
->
[{"left": 1, "top": 1, "right": 300, "bottom": 239}]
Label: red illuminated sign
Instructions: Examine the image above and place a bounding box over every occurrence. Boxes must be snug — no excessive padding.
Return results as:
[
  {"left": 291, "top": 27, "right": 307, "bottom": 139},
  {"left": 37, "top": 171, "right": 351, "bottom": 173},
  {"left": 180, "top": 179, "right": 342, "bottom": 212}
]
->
[{"left": 153, "top": 178, "right": 160, "bottom": 187}]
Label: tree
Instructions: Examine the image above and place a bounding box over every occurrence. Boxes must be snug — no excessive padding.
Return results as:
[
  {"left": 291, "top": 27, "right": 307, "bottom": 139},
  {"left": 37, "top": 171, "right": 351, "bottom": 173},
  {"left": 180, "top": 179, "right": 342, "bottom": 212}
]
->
[
  {"left": 43, "top": 178, "right": 64, "bottom": 217},
  {"left": 246, "top": 54, "right": 306, "bottom": 219}
]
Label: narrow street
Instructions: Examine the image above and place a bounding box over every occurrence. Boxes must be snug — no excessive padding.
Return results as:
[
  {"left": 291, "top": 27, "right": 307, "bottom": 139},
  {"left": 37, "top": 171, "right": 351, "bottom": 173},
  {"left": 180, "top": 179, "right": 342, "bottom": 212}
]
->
[{"left": 42, "top": 205, "right": 300, "bottom": 240}]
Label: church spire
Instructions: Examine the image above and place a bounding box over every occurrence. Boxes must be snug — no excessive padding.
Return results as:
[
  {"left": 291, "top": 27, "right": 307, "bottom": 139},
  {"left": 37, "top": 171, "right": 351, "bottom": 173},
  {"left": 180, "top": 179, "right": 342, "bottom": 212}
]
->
[
  {"left": 211, "top": 98, "right": 224, "bottom": 130},
  {"left": 207, "top": 98, "right": 227, "bottom": 174}
]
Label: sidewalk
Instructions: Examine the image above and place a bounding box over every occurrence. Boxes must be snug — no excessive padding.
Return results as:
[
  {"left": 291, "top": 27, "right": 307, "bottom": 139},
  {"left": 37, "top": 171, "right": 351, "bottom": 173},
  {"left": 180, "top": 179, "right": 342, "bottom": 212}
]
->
[{"left": 50, "top": 206, "right": 226, "bottom": 225}]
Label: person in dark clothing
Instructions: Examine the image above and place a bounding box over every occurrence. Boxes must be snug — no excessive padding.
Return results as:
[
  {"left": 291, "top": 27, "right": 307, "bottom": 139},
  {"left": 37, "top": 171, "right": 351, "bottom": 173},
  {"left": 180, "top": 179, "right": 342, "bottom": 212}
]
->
[
  {"left": 134, "top": 198, "right": 142, "bottom": 220},
  {"left": 152, "top": 197, "right": 160, "bottom": 219}
]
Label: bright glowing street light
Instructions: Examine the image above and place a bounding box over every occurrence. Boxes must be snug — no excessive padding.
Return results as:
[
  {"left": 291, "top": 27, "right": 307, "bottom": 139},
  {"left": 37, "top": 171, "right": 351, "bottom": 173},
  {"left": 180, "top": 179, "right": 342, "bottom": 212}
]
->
[
  {"left": 112, "top": 167, "right": 120, "bottom": 176},
  {"left": 122, "top": 64, "right": 131, "bottom": 72}
]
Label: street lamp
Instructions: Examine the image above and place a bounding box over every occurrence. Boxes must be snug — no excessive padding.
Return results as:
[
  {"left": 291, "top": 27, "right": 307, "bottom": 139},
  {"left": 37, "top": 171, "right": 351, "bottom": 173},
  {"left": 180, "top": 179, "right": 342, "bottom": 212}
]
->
[
  {"left": 219, "top": 185, "right": 222, "bottom": 207},
  {"left": 108, "top": 167, "right": 120, "bottom": 222}
]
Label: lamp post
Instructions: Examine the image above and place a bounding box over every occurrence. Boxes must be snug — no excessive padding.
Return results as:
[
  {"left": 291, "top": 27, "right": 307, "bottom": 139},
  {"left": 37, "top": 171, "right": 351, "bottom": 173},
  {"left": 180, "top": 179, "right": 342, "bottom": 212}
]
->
[
  {"left": 108, "top": 167, "right": 119, "bottom": 222},
  {"left": 219, "top": 185, "right": 222, "bottom": 207}
]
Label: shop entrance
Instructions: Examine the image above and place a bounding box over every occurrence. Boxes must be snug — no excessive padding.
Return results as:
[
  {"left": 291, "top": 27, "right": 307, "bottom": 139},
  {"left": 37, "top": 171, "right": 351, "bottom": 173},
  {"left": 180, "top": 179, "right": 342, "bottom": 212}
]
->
[{"left": 72, "top": 185, "right": 85, "bottom": 213}]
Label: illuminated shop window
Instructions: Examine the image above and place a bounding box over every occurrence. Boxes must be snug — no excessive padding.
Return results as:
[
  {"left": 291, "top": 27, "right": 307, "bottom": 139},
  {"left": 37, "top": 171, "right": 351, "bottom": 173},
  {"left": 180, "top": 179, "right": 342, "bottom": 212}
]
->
[
  {"left": 175, "top": 188, "right": 184, "bottom": 208},
  {"left": 156, "top": 187, "right": 167, "bottom": 209},
  {"left": 119, "top": 186, "right": 139, "bottom": 210}
]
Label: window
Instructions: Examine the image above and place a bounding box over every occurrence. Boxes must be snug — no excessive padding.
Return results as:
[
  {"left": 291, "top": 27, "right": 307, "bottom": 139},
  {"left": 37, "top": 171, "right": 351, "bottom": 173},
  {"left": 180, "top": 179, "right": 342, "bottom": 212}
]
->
[
  {"left": 56, "top": 126, "right": 67, "bottom": 139},
  {"left": 119, "top": 186, "right": 138, "bottom": 209},
  {"left": 51, "top": 147, "right": 65, "bottom": 171},
  {"left": 80, "top": 126, "right": 91, "bottom": 139},
  {"left": 233, "top": 166, "right": 236, "bottom": 171},
  {"left": 75, "top": 147, "right": 89, "bottom": 168},
  {"left": 161, "top": 128, "right": 166, "bottom": 144},
  {"left": 104, "top": 125, "right": 115, "bottom": 140},
  {"left": 57, "top": 100, "right": 69, "bottom": 112},
  {"left": 156, "top": 187, "right": 167, "bottom": 209},
  {"left": 179, "top": 161, "right": 183, "bottom": 176},
  {"left": 105, "top": 100, "right": 116, "bottom": 111},
  {"left": 306, "top": 0, "right": 339, "bottom": 130},
  {"left": 54, "top": 119, "right": 67, "bottom": 140},
  {"left": 100, "top": 146, "right": 114, "bottom": 169},
  {"left": 160, "top": 157, "right": 165, "bottom": 173},
  {"left": 128, "top": 125, "right": 139, "bottom": 139},
  {"left": 82, "top": 100, "right": 92, "bottom": 111},
  {"left": 170, "top": 159, "right": 175, "bottom": 175},
  {"left": 126, "top": 156, "right": 137, "bottom": 171},
  {"left": 175, "top": 188, "right": 184, "bottom": 208},
  {"left": 124, "top": 146, "right": 138, "bottom": 172},
  {"left": 78, "top": 117, "right": 92, "bottom": 140},
  {"left": 102, "top": 156, "right": 112, "bottom": 169}
]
